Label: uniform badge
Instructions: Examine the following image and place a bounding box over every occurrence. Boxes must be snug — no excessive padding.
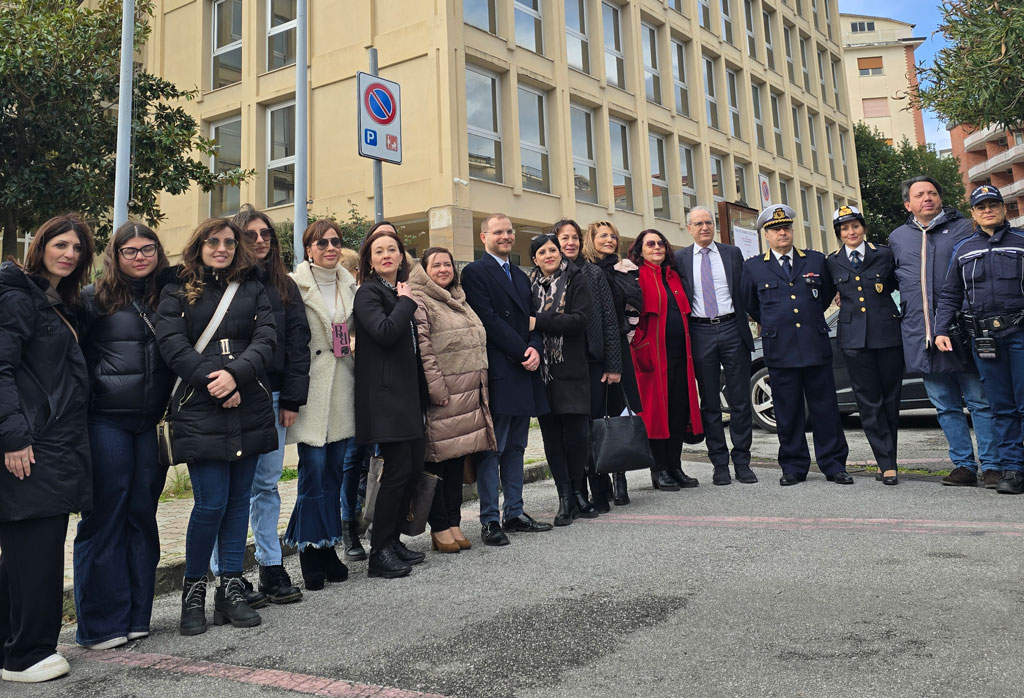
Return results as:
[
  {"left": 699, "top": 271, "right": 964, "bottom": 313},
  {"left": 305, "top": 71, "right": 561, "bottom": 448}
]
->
[
  {"left": 811, "top": 288, "right": 819, "bottom": 299},
  {"left": 875, "top": 282, "right": 884, "bottom": 294}
]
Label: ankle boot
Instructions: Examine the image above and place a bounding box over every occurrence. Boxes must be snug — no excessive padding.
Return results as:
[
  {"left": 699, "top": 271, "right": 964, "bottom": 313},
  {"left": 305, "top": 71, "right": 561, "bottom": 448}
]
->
[
  {"left": 239, "top": 575, "right": 268, "bottom": 609},
  {"left": 258, "top": 564, "right": 302, "bottom": 604},
  {"left": 318, "top": 546, "right": 349, "bottom": 582},
  {"left": 573, "top": 487, "right": 598, "bottom": 518},
  {"left": 299, "top": 548, "right": 326, "bottom": 591},
  {"left": 392, "top": 538, "right": 425, "bottom": 565},
  {"left": 342, "top": 519, "right": 367, "bottom": 561},
  {"left": 588, "top": 473, "right": 612, "bottom": 513},
  {"left": 612, "top": 472, "right": 630, "bottom": 505},
  {"left": 214, "top": 575, "right": 261, "bottom": 628},
  {"left": 651, "top": 469, "right": 680, "bottom": 491},
  {"left": 553, "top": 482, "right": 574, "bottom": 526},
  {"left": 179, "top": 576, "right": 208, "bottom": 636},
  {"left": 368, "top": 546, "right": 412, "bottom": 578}
]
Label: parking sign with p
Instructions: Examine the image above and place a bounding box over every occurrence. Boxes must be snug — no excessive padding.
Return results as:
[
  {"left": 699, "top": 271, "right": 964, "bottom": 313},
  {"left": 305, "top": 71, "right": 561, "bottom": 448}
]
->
[{"left": 357, "top": 72, "right": 402, "bottom": 164}]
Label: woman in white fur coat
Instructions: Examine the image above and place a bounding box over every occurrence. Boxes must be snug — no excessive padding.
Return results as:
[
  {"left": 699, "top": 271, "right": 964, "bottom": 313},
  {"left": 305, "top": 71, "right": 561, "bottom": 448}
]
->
[{"left": 282, "top": 220, "right": 357, "bottom": 591}]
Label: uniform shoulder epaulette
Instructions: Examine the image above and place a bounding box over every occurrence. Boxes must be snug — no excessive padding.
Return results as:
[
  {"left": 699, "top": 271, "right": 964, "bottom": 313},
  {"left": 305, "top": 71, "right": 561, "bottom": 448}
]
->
[
  {"left": 763, "top": 250, "right": 772, "bottom": 261},
  {"left": 795, "top": 248, "right": 807, "bottom": 258}
]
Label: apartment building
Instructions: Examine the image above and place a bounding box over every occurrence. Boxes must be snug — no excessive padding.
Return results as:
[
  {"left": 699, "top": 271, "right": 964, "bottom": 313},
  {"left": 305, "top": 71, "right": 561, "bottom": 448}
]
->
[
  {"left": 142, "top": 0, "right": 861, "bottom": 261},
  {"left": 840, "top": 14, "right": 925, "bottom": 146},
  {"left": 950, "top": 124, "right": 1024, "bottom": 228}
]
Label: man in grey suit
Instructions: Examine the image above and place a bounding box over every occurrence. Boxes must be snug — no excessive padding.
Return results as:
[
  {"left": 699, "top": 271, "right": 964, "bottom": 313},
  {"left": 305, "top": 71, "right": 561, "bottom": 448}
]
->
[{"left": 675, "top": 206, "right": 758, "bottom": 485}]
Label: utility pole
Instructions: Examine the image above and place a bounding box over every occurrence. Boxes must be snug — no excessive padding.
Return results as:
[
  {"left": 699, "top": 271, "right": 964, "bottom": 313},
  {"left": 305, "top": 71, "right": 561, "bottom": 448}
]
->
[
  {"left": 292, "top": 0, "right": 309, "bottom": 267},
  {"left": 112, "top": 0, "right": 135, "bottom": 233}
]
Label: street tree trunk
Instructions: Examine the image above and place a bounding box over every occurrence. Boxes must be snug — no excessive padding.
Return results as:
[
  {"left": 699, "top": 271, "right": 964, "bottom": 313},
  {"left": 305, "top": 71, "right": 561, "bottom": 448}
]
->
[{"left": 1, "top": 209, "right": 20, "bottom": 261}]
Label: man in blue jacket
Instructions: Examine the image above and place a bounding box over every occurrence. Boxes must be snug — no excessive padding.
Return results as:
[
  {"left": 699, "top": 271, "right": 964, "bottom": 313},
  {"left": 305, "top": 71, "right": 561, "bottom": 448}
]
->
[
  {"left": 462, "top": 213, "right": 553, "bottom": 546},
  {"left": 888, "top": 176, "right": 999, "bottom": 487},
  {"left": 935, "top": 185, "right": 1024, "bottom": 494}
]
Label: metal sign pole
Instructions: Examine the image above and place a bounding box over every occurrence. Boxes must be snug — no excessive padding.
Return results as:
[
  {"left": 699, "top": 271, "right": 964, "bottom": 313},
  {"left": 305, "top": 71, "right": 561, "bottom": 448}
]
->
[
  {"left": 369, "top": 48, "right": 383, "bottom": 224},
  {"left": 292, "top": 0, "right": 309, "bottom": 267},
  {"left": 112, "top": 0, "right": 135, "bottom": 233}
]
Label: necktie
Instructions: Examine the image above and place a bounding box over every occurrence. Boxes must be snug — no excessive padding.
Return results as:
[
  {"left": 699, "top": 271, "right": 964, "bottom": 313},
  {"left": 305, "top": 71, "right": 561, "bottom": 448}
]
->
[
  {"left": 781, "top": 254, "right": 792, "bottom": 280},
  {"left": 699, "top": 247, "right": 719, "bottom": 318},
  {"left": 502, "top": 261, "right": 513, "bottom": 284},
  {"left": 850, "top": 250, "right": 862, "bottom": 270}
]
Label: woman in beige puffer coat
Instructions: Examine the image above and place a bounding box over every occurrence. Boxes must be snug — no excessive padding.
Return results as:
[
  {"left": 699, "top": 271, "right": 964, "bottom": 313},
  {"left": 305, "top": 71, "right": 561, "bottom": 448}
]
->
[{"left": 409, "top": 248, "right": 496, "bottom": 553}]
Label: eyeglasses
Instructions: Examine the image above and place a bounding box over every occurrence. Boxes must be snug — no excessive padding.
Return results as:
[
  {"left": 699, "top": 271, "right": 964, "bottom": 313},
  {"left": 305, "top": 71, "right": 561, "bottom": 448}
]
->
[
  {"left": 691, "top": 221, "right": 715, "bottom": 228},
  {"left": 119, "top": 243, "right": 158, "bottom": 260},
  {"left": 203, "top": 237, "right": 238, "bottom": 250},
  {"left": 973, "top": 201, "right": 1004, "bottom": 212},
  {"left": 314, "top": 237, "right": 343, "bottom": 250},
  {"left": 644, "top": 239, "right": 666, "bottom": 249},
  {"left": 244, "top": 228, "right": 273, "bottom": 243}
]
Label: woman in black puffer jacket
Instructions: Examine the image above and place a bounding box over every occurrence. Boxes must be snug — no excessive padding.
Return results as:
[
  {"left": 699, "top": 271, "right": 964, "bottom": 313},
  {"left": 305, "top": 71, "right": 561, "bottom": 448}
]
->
[
  {"left": 155, "top": 218, "right": 277, "bottom": 637},
  {"left": 73, "top": 222, "right": 174, "bottom": 651}
]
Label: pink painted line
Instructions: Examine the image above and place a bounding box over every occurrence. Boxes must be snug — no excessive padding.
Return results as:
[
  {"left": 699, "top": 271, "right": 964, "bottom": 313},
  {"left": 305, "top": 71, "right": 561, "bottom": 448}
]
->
[{"left": 61, "top": 646, "right": 447, "bottom": 698}]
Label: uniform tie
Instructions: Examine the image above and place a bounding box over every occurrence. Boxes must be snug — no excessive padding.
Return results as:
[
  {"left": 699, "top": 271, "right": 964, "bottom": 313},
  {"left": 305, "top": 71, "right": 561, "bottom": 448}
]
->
[
  {"left": 699, "top": 247, "right": 719, "bottom": 318},
  {"left": 850, "top": 249, "right": 862, "bottom": 271},
  {"left": 781, "top": 254, "right": 792, "bottom": 280}
]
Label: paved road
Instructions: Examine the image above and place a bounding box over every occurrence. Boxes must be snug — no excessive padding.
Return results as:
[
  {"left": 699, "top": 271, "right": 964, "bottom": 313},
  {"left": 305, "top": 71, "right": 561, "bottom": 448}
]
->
[{"left": 20, "top": 415, "right": 1024, "bottom": 698}]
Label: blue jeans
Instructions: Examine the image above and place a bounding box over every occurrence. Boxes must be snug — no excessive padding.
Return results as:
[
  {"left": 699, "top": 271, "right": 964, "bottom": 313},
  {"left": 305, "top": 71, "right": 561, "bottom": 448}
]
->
[
  {"left": 973, "top": 332, "right": 1024, "bottom": 472},
  {"left": 211, "top": 392, "right": 287, "bottom": 575},
  {"left": 922, "top": 371, "right": 999, "bottom": 472},
  {"left": 477, "top": 414, "right": 528, "bottom": 524},
  {"left": 184, "top": 456, "right": 259, "bottom": 579},
  {"left": 341, "top": 439, "right": 366, "bottom": 521},
  {"left": 284, "top": 439, "right": 348, "bottom": 551},
  {"left": 74, "top": 415, "right": 165, "bottom": 645}
]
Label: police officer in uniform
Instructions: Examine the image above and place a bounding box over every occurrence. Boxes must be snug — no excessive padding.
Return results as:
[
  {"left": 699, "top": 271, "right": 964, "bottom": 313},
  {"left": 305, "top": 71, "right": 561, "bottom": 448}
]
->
[
  {"left": 935, "top": 185, "right": 1024, "bottom": 495},
  {"left": 826, "top": 205, "right": 903, "bottom": 485},
  {"left": 741, "top": 204, "right": 852, "bottom": 485}
]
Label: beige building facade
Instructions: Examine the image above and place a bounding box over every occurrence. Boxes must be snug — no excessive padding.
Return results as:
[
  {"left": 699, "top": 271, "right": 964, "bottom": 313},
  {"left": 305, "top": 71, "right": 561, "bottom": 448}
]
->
[
  {"left": 143, "top": 0, "right": 861, "bottom": 262},
  {"left": 840, "top": 13, "right": 925, "bottom": 147}
]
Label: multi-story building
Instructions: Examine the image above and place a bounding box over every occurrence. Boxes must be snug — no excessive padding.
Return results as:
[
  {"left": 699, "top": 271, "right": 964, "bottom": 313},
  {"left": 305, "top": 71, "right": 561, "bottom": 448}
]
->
[
  {"left": 949, "top": 124, "right": 1024, "bottom": 227},
  {"left": 840, "top": 14, "right": 925, "bottom": 147},
  {"left": 143, "top": 0, "right": 861, "bottom": 261}
]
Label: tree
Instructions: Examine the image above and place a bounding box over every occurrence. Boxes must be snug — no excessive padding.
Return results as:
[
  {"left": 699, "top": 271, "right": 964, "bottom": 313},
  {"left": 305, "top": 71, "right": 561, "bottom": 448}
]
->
[
  {"left": 911, "top": 1, "right": 1024, "bottom": 131},
  {"left": 853, "top": 123, "right": 967, "bottom": 244},
  {"left": 275, "top": 202, "right": 373, "bottom": 269},
  {"left": 0, "top": 0, "right": 253, "bottom": 258}
]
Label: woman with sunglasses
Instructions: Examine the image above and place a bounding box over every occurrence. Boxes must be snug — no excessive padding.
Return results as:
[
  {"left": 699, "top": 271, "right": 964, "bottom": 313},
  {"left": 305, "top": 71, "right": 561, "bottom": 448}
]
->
[
  {"left": 155, "top": 218, "right": 277, "bottom": 636},
  {"left": 73, "top": 222, "right": 174, "bottom": 651},
  {"left": 0, "top": 215, "right": 94, "bottom": 683},
  {"left": 627, "top": 229, "right": 703, "bottom": 491},
  {"left": 283, "top": 220, "right": 357, "bottom": 591}
]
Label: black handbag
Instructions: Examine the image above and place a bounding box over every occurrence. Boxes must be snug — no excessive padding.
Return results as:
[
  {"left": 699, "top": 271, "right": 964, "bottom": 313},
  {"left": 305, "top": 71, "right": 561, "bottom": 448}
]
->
[
  {"left": 590, "top": 385, "right": 656, "bottom": 474},
  {"left": 361, "top": 454, "right": 440, "bottom": 537}
]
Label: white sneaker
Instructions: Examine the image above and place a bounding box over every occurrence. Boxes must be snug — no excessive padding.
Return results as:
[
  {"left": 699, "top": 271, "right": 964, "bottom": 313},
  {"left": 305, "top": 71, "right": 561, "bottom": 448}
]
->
[
  {"left": 2, "top": 653, "right": 71, "bottom": 683},
  {"left": 80, "top": 636, "right": 128, "bottom": 650},
  {"left": 126, "top": 631, "right": 149, "bottom": 641}
]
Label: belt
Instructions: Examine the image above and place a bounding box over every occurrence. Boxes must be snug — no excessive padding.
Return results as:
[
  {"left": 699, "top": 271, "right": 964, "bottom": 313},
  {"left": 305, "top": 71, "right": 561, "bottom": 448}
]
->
[
  {"left": 961, "top": 311, "right": 1024, "bottom": 335},
  {"left": 691, "top": 313, "right": 737, "bottom": 325},
  {"left": 200, "top": 339, "right": 250, "bottom": 357}
]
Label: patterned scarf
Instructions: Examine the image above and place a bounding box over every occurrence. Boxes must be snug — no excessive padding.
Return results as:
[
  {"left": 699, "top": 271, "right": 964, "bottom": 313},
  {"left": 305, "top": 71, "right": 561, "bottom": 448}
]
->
[{"left": 530, "top": 260, "right": 569, "bottom": 384}]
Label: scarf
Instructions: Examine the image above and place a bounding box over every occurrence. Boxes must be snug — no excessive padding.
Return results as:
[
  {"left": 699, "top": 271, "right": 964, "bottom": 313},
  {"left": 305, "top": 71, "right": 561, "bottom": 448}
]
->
[{"left": 529, "top": 260, "right": 569, "bottom": 384}]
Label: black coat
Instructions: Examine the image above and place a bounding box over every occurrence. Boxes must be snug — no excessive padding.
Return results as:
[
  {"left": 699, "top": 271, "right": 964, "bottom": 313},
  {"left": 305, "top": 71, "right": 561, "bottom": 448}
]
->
[
  {"left": 254, "top": 264, "right": 311, "bottom": 412},
  {"left": 79, "top": 274, "right": 175, "bottom": 423},
  {"left": 675, "top": 242, "right": 755, "bottom": 352},
  {"left": 352, "top": 279, "right": 427, "bottom": 444},
  {"left": 533, "top": 263, "right": 594, "bottom": 415},
  {"left": 0, "top": 261, "right": 92, "bottom": 522},
  {"left": 573, "top": 258, "right": 622, "bottom": 373},
  {"left": 826, "top": 243, "right": 902, "bottom": 350},
  {"left": 155, "top": 268, "right": 278, "bottom": 463},
  {"left": 461, "top": 254, "right": 549, "bottom": 417}
]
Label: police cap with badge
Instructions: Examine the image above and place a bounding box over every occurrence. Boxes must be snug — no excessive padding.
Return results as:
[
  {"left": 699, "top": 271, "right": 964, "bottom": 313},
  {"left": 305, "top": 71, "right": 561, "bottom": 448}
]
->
[
  {"left": 755, "top": 204, "right": 797, "bottom": 231},
  {"left": 969, "top": 184, "right": 1003, "bottom": 208},
  {"left": 831, "top": 204, "right": 865, "bottom": 235}
]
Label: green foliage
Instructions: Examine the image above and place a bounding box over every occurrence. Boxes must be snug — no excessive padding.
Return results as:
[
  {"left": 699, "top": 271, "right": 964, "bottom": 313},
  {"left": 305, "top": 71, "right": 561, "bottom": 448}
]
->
[
  {"left": 0, "top": 0, "right": 254, "bottom": 257},
  {"left": 274, "top": 201, "right": 373, "bottom": 269},
  {"left": 853, "top": 123, "right": 967, "bottom": 244},
  {"left": 912, "top": 1, "right": 1024, "bottom": 131}
]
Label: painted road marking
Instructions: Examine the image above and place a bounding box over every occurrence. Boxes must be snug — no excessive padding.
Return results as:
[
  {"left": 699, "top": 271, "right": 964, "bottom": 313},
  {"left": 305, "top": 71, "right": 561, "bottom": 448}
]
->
[{"left": 61, "top": 646, "right": 447, "bottom": 698}]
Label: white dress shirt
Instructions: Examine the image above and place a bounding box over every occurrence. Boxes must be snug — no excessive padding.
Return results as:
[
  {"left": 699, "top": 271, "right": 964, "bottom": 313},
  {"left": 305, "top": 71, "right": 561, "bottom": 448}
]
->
[
  {"left": 691, "top": 242, "right": 735, "bottom": 318},
  {"left": 846, "top": 241, "right": 867, "bottom": 263},
  {"left": 771, "top": 249, "right": 794, "bottom": 268}
]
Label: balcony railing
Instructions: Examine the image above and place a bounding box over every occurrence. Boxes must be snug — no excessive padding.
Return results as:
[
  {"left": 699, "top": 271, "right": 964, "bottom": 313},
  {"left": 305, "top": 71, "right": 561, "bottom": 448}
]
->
[
  {"left": 967, "top": 143, "right": 1024, "bottom": 181},
  {"left": 963, "top": 124, "right": 1004, "bottom": 151}
]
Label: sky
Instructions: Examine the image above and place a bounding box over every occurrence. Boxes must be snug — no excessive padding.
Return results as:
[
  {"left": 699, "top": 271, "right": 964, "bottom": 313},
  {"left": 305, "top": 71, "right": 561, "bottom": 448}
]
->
[{"left": 839, "top": 0, "right": 951, "bottom": 150}]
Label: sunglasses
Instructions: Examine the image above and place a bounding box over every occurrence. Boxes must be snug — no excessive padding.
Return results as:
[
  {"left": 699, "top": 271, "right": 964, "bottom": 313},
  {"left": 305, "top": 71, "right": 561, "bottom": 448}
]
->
[
  {"left": 203, "top": 237, "right": 238, "bottom": 250},
  {"left": 313, "top": 237, "right": 343, "bottom": 250},
  {"left": 119, "top": 243, "right": 158, "bottom": 260},
  {"left": 644, "top": 239, "right": 666, "bottom": 249},
  {"left": 244, "top": 228, "right": 273, "bottom": 243},
  {"left": 973, "top": 201, "right": 1004, "bottom": 212}
]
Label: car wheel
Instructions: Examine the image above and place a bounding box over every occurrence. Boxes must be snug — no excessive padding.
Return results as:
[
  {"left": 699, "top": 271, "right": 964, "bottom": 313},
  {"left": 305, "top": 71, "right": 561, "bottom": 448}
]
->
[{"left": 750, "top": 366, "right": 777, "bottom": 433}]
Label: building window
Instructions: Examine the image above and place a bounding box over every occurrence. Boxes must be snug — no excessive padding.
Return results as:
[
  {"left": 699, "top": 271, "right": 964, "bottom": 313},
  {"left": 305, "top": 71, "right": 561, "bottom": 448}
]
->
[
  {"left": 816, "top": 191, "right": 827, "bottom": 242},
  {"left": 817, "top": 50, "right": 827, "bottom": 102},
  {"left": 735, "top": 163, "right": 748, "bottom": 204},
  {"left": 799, "top": 37, "right": 811, "bottom": 91},
  {"left": 792, "top": 105, "right": 803, "bottom": 166},
  {"left": 267, "top": 0, "right": 296, "bottom": 71},
  {"left": 862, "top": 97, "right": 889, "bottom": 118},
  {"left": 699, "top": 0, "right": 712, "bottom": 31},
  {"left": 800, "top": 186, "right": 811, "bottom": 238},
  {"left": 465, "top": 0, "right": 497, "bottom": 33},
  {"left": 839, "top": 129, "right": 850, "bottom": 184},
  {"left": 831, "top": 59, "right": 842, "bottom": 110},
  {"left": 726, "top": 69, "right": 741, "bottom": 139},
  {"left": 466, "top": 66, "right": 503, "bottom": 183},
  {"left": 783, "top": 26, "right": 795, "bottom": 84},
  {"left": 710, "top": 154, "right": 725, "bottom": 199},
  {"left": 823, "top": 0, "right": 832, "bottom": 39},
  {"left": 515, "top": 0, "right": 543, "bottom": 54},
  {"left": 825, "top": 122, "right": 836, "bottom": 180},
  {"left": 210, "top": 116, "right": 242, "bottom": 217},
  {"left": 565, "top": 0, "right": 590, "bottom": 73},
  {"left": 680, "top": 143, "right": 697, "bottom": 212},
  {"left": 811, "top": 0, "right": 819, "bottom": 31},
  {"left": 668, "top": 0, "right": 683, "bottom": 13},
  {"left": 266, "top": 101, "right": 295, "bottom": 208},
  {"left": 671, "top": 39, "right": 690, "bottom": 118},
  {"left": 609, "top": 118, "right": 633, "bottom": 211},
  {"left": 850, "top": 20, "right": 875, "bottom": 32},
  {"left": 779, "top": 178, "right": 790, "bottom": 205},
  {"left": 570, "top": 105, "right": 598, "bottom": 203},
  {"left": 641, "top": 23, "right": 661, "bottom": 104},
  {"left": 603, "top": 3, "right": 625, "bottom": 89},
  {"left": 808, "top": 113, "right": 819, "bottom": 172},
  {"left": 744, "top": 0, "right": 756, "bottom": 57},
  {"left": 770, "top": 92, "right": 783, "bottom": 154},
  {"left": 212, "top": 0, "right": 242, "bottom": 89},
  {"left": 720, "top": 0, "right": 734, "bottom": 44},
  {"left": 703, "top": 56, "right": 719, "bottom": 130},
  {"left": 752, "top": 83, "right": 766, "bottom": 150},
  {"left": 649, "top": 133, "right": 670, "bottom": 219},
  {"left": 518, "top": 86, "right": 550, "bottom": 193},
  {"left": 857, "top": 56, "right": 884, "bottom": 76},
  {"left": 763, "top": 11, "right": 775, "bottom": 71}
]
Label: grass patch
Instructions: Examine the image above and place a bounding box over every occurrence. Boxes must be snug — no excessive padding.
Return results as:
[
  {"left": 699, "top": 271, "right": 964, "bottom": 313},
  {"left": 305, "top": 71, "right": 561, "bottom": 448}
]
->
[
  {"left": 159, "top": 467, "right": 192, "bottom": 502},
  {"left": 281, "top": 467, "right": 298, "bottom": 482}
]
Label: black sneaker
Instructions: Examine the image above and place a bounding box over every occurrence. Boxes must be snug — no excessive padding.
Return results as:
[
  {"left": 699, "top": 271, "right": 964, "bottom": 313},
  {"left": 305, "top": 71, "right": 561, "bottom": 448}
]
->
[
  {"left": 996, "top": 470, "right": 1024, "bottom": 495},
  {"left": 392, "top": 540, "right": 425, "bottom": 565},
  {"left": 941, "top": 466, "right": 978, "bottom": 487},
  {"left": 258, "top": 565, "right": 302, "bottom": 604},
  {"left": 368, "top": 546, "right": 411, "bottom": 578}
]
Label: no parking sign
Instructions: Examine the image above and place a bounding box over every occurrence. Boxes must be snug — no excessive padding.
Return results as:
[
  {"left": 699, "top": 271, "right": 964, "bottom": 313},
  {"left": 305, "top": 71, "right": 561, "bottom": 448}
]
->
[{"left": 357, "top": 72, "right": 402, "bottom": 164}]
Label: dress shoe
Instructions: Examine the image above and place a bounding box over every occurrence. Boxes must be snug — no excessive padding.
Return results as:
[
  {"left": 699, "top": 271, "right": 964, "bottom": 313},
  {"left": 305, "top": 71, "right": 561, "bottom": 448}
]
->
[
  {"left": 367, "top": 546, "right": 412, "bottom": 578},
  {"left": 1, "top": 653, "right": 70, "bottom": 683},
  {"left": 996, "top": 470, "right": 1024, "bottom": 495},
  {"left": 431, "top": 531, "right": 461, "bottom": 553},
  {"left": 503, "top": 513, "right": 554, "bottom": 533},
  {"left": 612, "top": 472, "right": 630, "bottom": 505},
  {"left": 299, "top": 548, "right": 326, "bottom": 591},
  {"left": 392, "top": 540, "right": 426, "bottom": 565},
  {"left": 450, "top": 527, "right": 472, "bottom": 549},
  {"left": 941, "top": 466, "right": 978, "bottom": 487},
  {"left": 259, "top": 564, "right": 302, "bottom": 604},
  {"left": 318, "top": 546, "right": 350, "bottom": 582},
  {"left": 651, "top": 469, "right": 680, "bottom": 491},
  {"left": 982, "top": 469, "right": 1003, "bottom": 489},
  {"left": 481, "top": 521, "right": 510, "bottom": 546},
  {"left": 826, "top": 471, "right": 855, "bottom": 485},
  {"left": 668, "top": 467, "right": 699, "bottom": 488},
  {"left": 779, "top": 472, "right": 806, "bottom": 486},
  {"left": 573, "top": 489, "right": 599, "bottom": 518},
  {"left": 882, "top": 473, "right": 899, "bottom": 486},
  {"left": 734, "top": 466, "right": 758, "bottom": 484},
  {"left": 712, "top": 466, "right": 732, "bottom": 486}
]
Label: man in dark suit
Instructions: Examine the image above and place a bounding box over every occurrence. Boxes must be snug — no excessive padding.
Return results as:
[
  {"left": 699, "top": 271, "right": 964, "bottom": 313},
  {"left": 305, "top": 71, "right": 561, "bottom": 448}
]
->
[
  {"left": 462, "top": 213, "right": 553, "bottom": 546},
  {"left": 675, "top": 205, "right": 757, "bottom": 485},
  {"left": 741, "top": 204, "right": 852, "bottom": 486}
]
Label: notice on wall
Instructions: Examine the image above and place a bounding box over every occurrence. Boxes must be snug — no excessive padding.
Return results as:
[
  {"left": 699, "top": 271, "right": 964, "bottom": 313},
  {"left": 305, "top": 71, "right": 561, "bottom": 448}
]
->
[{"left": 732, "top": 225, "right": 761, "bottom": 260}]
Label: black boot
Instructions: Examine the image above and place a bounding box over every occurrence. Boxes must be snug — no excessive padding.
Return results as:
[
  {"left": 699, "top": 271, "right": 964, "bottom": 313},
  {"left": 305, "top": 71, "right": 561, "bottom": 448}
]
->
[
  {"left": 299, "top": 548, "right": 326, "bottom": 591},
  {"left": 667, "top": 467, "right": 699, "bottom": 488},
  {"left": 368, "top": 546, "right": 412, "bottom": 578},
  {"left": 588, "top": 473, "right": 612, "bottom": 513},
  {"left": 179, "top": 576, "right": 208, "bottom": 636},
  {"left": 214, "top": 574, "right": 261, "bottom": 628},
  {"left": 651, "top": 469, "right": 680, "bottom": 491},
  {"left": 573, "top": 483, "right": 598, "bottom": 518},
  {"left": 239, "top": 575, "right": 268, "bottom": 609},
  {"left": 612, "top": 472, "right": 630, "bottom": 505},
  {"left": 342, "top": 519, "right": 367, "bottom": 561},
  {"left": 554, "top": 482, "right": 574, "bottom": 526},
  {"left": 258, "top": 564, "right": 302, "bottom": 604},
  {"left": 392, "top": 539, "right": 425, "bottom": 565},
  {"left": 318, "top": 546, "right": 349, "bottom": 582}
]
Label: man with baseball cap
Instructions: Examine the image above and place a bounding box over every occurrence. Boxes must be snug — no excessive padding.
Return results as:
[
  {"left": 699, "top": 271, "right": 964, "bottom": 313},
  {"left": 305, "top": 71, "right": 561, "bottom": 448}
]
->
[
  {"left": 741, "top": 204, "right": 852, "bottom": 485},
  {"left": 934, "top": 185, "right": 1024, "bottom": 494}
]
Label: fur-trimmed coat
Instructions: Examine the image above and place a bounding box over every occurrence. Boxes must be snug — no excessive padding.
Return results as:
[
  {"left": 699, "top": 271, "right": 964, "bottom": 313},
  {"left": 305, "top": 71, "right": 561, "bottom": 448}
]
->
[
  {"left": 409, "top": 264, "right": 496, "bottom": 462},
  {"left": 286, "top": 262, "right": 356, "bottom": 447}
]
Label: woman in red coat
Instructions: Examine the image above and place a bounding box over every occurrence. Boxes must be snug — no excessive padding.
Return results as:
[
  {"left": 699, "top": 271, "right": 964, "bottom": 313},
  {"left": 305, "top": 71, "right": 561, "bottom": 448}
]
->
[{"left": 627, "top": 229, "right": 703, "bottom": 491}]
